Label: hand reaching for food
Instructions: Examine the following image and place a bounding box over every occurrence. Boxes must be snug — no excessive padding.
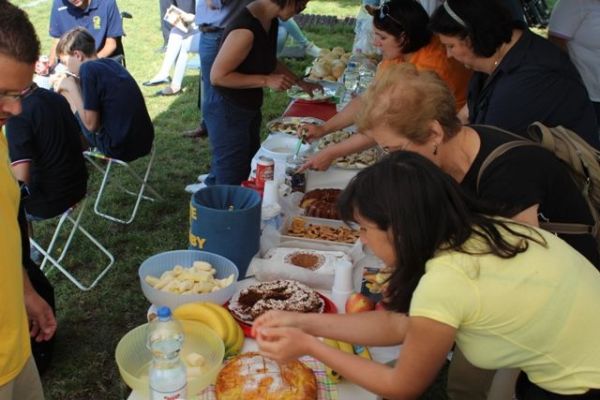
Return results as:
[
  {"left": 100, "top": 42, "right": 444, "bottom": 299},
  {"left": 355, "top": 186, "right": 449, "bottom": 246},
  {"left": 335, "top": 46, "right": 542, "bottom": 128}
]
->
[
  {"left": 265, "top": 73, "right": 295, "bottom": 91},
  {"left": 299, "top": 150, "right": 335, "bottom": 172},
  {"left": 298, "top": 123, "right": 325, "bottom": 143}
]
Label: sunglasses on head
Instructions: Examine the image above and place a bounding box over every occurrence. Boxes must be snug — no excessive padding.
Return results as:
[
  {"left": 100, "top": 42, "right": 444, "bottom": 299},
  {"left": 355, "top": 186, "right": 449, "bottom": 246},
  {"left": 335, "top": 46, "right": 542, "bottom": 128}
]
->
[{"left": 379, "top": 2, "right": 403, "bottom": 27}]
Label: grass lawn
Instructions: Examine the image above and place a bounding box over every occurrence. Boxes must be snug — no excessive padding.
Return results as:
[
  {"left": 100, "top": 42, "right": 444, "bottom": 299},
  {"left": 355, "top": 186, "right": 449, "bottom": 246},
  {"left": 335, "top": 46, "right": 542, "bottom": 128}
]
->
[{"left": 9, "top": 0, "right": 539, "bottom": 398}]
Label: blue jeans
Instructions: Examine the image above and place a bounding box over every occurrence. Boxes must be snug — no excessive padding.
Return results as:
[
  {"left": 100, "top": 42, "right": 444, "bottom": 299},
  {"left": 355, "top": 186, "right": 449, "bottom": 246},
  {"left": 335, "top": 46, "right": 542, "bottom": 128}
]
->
[
  {"left": 197, "top": 30, "right": 223, "bottom": 112},
  {"left": 277, "top": 18, "right": 309, "bottom": 54},
  {"left": 203, "top": 91, "right": 261, "bottom": 185}
]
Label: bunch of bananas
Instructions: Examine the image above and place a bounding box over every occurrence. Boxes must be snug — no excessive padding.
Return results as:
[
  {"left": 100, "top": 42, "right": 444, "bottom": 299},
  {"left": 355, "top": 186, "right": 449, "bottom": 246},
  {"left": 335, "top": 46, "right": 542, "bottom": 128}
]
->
[
  {"left": 322, "top": 338, "right": 372, "bottom": 383},
  {"left": 173, "top": 302, "right": 244, "bottom": 357}
]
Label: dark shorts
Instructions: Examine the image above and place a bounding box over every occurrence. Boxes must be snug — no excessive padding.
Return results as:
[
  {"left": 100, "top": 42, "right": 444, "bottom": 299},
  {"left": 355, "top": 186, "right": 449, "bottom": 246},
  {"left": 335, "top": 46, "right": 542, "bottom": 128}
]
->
[
  {"left": 75, "top": 111, "right": 109, "bottom": 155},
  {"left": 516, "top": 372, "right": 600, "bottom": 399}
]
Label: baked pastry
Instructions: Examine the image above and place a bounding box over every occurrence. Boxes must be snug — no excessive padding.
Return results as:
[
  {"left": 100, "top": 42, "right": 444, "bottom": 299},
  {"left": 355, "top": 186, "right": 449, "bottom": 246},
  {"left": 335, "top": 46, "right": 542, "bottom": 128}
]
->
[
  {"left": 286, "top": 216, "right": 360, "bottom": 244},
  {"left": 300, "top": 189, "right": 342, "bottom": 220},
  {"left": 228, "top": 280, "right": 325, "bottom": 323},
  {"left": 284, "top": 251, "right": 325, "bottom": 271},
  {"left": 215, "top": 352, "right": 317, "bottom": 400}
]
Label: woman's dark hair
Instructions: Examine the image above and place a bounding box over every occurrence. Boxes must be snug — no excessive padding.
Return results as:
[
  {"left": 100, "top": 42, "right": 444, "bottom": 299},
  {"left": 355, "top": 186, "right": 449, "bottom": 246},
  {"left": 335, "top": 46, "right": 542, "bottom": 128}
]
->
[
  {"left": 338, "top": 151, "right": 546, "bottom": 313},
  {"left": 271, "top": 0, "right": 305, "bottom": 9},
  {"left": 0, "top": 0, "right": 40, "bottom": 64},
  {"left": 369, "top": 0, "right": 432, "bottom": 54},
  {"left": 429, "top": 0, "right": 521, "bottom": 57}
]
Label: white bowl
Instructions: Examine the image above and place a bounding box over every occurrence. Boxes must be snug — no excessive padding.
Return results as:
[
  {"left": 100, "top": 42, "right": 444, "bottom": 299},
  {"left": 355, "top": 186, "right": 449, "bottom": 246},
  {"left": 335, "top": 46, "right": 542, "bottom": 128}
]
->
[
  {"left": 260, "top": 134, "right": 311, "bottom": 160},
  {"left": 139, "top": 250, "right": 239, "bottom": 309}
]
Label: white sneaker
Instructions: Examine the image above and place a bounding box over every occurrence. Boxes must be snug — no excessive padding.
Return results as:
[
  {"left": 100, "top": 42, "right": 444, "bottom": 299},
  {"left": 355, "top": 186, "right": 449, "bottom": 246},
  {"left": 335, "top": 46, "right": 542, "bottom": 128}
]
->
[
  {"left": 185, "top": 182, "right": 207, "bottom": 193},
  {"left": 304, "top": 43, "right": 321, "bottom": 58},
  {"left": 197, "top": 173, "right": 209, "bottom": 183}
]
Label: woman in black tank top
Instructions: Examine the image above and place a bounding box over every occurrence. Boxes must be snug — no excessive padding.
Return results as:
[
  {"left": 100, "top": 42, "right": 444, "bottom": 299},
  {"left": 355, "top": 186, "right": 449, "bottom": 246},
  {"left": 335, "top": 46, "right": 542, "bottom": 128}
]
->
[{"left": 203, "top": 0, "right": 319, "bottom": 185}]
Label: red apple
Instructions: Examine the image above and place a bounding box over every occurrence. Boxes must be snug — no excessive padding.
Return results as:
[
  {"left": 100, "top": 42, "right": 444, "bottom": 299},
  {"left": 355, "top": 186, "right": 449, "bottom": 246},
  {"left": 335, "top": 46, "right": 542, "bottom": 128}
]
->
[{"left": 345, "top": 292, "right": 375, "bottom": 313}]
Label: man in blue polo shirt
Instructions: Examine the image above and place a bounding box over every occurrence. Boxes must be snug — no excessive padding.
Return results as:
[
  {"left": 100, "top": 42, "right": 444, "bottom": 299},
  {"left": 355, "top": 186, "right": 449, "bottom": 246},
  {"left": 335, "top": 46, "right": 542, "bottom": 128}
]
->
[
  {"left": 53, "top": 27, "right": 154, "bottom": 162},
  {"left": 49, "top": 0, "right": 123, "bottom": 66}
]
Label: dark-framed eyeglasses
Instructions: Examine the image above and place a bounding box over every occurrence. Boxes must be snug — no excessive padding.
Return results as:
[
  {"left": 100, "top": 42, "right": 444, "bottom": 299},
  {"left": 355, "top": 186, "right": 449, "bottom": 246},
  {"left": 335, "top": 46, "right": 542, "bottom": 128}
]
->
[
  {"left": 0, "top": 82, "right": 38, "bottom": 102},
  {"left": 379, "top": 2, "right": 403, "bottom": 27}
]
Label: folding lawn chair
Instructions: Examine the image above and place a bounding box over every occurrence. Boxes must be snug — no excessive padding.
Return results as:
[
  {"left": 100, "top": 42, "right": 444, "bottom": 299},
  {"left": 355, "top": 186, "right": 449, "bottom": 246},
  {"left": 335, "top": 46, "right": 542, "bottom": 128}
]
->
[
  {"left": 83, "top": 146, "right": 162, "bottom": 225},
  {"left": 30, "top": 196, "right": 115, "bottom": 291}
]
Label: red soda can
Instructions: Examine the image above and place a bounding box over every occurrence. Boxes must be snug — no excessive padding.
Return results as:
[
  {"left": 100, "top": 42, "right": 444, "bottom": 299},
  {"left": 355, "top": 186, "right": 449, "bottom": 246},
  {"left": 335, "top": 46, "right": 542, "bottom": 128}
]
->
[{"left": 255, "top": 156, "right": 274, "bottom": 189}]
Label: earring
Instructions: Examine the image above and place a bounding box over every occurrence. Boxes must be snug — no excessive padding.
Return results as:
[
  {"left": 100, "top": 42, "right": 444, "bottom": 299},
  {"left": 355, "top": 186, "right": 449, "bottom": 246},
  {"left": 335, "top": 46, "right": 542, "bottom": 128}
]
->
[{"left": 433, "top": 144, "right": 438, "bottom": 156}]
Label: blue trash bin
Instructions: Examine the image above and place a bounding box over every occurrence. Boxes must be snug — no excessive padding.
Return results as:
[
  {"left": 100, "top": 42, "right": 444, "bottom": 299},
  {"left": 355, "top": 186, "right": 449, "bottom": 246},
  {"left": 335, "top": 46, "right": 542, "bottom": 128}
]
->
[{"left": 189, "top": 185, "right": 261, "bottom": 278}]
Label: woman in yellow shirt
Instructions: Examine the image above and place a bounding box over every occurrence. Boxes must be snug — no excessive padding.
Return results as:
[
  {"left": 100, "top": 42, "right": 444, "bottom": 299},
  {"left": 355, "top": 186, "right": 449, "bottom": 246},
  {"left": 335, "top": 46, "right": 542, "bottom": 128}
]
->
[
  {"left": 254, "top": 152, "right": 600, "bottom": 399},
  {"left": 299, "top": 0, "right": 471, "bottom": 171}
]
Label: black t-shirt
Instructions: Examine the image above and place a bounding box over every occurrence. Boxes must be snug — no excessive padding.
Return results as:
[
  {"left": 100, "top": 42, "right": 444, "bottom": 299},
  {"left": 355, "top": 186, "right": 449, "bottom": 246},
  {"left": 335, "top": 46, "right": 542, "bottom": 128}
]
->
[
  {"left": 215, "top": 7, "right": 278, "bottom": 110},
  {"left": 468, "top": 29, "right": 599, "bottom": 149},
  {"left": 6, "top": 88, "right": 88, "bottom": 219},
  {"left": 461, "top": 125, "right": 599, "bottom": 267},
  {"left": 80, "top": 58, "right": 154, "bottom": 161}
]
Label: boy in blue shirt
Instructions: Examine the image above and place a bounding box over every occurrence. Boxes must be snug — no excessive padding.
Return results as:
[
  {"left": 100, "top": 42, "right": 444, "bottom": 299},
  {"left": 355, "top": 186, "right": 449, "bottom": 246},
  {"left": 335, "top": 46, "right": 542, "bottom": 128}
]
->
[
  {"left": 54, "top": 27, "right": 154, "bottom": 162},
  {"left": 49, "top": 0, "right": 123, "bottom": 66}
]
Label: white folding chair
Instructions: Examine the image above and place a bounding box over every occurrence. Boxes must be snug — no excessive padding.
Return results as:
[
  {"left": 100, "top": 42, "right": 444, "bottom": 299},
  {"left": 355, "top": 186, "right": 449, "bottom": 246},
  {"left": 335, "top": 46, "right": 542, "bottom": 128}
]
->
[
  {"left": 30, "top": 196, "right": 115, "bottom": 291},
  {"left": 83, "top": 146, "right": 162, "bottom": 225}
]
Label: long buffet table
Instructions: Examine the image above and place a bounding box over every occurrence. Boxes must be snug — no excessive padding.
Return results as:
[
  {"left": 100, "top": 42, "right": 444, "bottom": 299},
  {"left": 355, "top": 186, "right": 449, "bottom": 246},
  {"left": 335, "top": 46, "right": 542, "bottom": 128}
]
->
[
  {"left": 129, "top": 277, "right": 400, "bottom": 400},
  {"left": 129, "top": 99, "right": 402, "bottom": 400}
]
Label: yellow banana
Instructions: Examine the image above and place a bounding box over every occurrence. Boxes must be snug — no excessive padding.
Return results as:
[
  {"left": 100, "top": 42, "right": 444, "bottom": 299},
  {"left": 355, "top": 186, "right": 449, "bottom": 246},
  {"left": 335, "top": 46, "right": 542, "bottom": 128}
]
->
[
  {"left": 226, "top": 323, "right": 245, "bottom": 357},
  {"left": 201, "top": 302, "right": 237, "bottom": 348},
  {"left": 322, "top": 338, "right": 342, "bottom": 383},
  {"left": 337, "top": 340, "right": 355, "bottom": 355},
  {"left": 173, "top": 302, "right": 228, "bottom": 345}
]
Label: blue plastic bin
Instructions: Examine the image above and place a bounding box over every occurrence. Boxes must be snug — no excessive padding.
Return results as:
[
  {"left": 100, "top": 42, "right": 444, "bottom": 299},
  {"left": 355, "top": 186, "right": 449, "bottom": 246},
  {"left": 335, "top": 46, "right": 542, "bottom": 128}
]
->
[{"left": 189, "top": 185, "right": 261, "bottom": 278}]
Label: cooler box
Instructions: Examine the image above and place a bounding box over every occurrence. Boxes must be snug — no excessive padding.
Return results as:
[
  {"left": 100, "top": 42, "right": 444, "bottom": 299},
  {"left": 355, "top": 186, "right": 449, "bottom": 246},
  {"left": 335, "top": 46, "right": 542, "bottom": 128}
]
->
[{"left": 189, "top": 185, "right": 261, "bottom": 278}]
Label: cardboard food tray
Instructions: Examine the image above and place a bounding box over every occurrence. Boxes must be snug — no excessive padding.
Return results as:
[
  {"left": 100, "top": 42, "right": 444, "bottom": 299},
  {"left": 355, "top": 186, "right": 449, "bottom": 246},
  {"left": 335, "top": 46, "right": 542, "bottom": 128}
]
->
[{"left": 280, "top": 216, "right": 359, "bottom": 248}]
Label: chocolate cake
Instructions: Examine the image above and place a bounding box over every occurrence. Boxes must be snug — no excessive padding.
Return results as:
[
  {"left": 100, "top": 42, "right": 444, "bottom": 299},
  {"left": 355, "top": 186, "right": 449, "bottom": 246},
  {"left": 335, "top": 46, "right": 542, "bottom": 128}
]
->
[{"left": 228, "top": 280, "right": 325, "bottom": 323}]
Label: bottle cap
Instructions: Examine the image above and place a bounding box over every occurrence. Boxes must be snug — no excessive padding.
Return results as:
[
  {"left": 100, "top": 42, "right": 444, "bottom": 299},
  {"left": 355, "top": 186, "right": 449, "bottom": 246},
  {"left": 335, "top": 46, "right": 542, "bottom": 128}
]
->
[{"left": 156, "top": 306, "right": 172, "bottom": 320}]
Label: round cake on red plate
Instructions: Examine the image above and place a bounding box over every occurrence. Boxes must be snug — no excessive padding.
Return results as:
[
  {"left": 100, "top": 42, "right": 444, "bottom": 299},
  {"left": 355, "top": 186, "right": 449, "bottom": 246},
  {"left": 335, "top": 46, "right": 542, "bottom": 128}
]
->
[
  {"left": 228, "top": 280, "right": 325, "bottom": 324},
  {"left": 215, "top": 352, "right": 317, "bottom": 400}
]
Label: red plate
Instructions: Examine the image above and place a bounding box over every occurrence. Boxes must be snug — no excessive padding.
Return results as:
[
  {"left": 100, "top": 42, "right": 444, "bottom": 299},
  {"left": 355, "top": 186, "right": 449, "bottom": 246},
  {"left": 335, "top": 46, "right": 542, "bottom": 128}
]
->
[{"left": 226, "top": 293, "right": 337, "bottom": 338}]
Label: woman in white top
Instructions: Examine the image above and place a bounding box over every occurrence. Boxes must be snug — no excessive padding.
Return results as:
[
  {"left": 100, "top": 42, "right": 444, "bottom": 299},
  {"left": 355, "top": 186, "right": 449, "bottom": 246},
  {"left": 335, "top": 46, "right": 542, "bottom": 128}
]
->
[{"left": 549, "top": 0, "right": 600, "bottom": 125}]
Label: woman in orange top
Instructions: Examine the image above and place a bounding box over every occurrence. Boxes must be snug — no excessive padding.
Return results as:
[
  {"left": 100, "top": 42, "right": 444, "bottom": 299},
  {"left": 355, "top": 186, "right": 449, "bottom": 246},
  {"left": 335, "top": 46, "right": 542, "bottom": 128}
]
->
[{"left": 300, "top": 0, "right": 471, "bottom": 171}]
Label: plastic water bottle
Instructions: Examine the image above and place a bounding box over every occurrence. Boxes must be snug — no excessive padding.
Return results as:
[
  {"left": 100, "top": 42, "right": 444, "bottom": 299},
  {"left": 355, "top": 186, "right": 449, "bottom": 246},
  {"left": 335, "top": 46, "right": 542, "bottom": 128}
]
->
[{"left": 147, "top": 306, "right": 187, "bottom": 400}]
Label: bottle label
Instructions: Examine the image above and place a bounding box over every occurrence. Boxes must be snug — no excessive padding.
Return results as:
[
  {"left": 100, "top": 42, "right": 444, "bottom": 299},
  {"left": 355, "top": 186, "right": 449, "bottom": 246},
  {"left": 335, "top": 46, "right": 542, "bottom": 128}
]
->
[{"left": 150, "top": 384, "right": 187, "bottom": 400}]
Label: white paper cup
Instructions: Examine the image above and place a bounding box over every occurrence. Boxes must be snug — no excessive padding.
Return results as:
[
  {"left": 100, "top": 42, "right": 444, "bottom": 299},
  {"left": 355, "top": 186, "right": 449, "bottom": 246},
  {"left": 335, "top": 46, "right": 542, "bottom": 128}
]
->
[{"left": 262, "top": 180, "right": 279, "bottom": 206}]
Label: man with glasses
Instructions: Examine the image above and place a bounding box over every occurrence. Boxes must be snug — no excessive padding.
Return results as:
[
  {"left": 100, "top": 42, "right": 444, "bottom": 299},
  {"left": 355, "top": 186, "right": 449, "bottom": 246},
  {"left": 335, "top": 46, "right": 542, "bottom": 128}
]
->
[{"left": 0, "top": 2, "right": 57, "bottom": 399}]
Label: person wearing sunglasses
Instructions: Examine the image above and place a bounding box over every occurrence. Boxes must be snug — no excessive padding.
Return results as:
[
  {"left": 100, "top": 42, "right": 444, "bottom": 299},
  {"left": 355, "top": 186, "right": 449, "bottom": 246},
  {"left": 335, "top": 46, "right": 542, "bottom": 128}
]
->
[
  {"left": 254, "top": 151, "right": 600, "bottom": 400},
  {"left": 429, "top": 0, "right": 599, "bottom": 149},
  {"left": 298, "top": 0, "right": 471, "bottom": 172},
  {"left": 0, "top": 3, "right": 58, "bottom": 399}
]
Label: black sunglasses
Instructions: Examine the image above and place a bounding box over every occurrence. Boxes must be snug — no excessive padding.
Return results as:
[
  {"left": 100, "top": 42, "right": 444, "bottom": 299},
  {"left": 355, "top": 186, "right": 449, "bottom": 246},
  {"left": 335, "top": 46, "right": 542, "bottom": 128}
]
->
[{"left": 379, "top": 2, "right": 403, "bottom": 27}]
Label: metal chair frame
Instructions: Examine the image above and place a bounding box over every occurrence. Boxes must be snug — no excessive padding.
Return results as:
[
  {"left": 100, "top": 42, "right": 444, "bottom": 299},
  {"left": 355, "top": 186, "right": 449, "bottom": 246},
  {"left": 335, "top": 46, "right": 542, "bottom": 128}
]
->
[
  {"left": 30, "top": 196, "right": 115, "bottom": 291},
  {"left": 84, "top": 147, "right": 162, "bottom": 225}
]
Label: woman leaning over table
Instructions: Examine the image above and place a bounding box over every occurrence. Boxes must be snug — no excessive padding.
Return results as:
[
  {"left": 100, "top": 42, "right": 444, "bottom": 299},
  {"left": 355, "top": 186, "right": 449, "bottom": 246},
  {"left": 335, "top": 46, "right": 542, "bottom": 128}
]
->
[
  {"left": 313, "top": 62, "right": 600, "bottom": 400},
  {"left": 429, "top": 0, "right": 600, "bottom": 149},
  {"left": 299, "top": 0, "right": 471, "bottom": 171},
  {"left": 205, "top": 0, "right": 319, "bottom": 185},
  {"left": 254, "top": 151, "right": 600, "bottom": 400}
]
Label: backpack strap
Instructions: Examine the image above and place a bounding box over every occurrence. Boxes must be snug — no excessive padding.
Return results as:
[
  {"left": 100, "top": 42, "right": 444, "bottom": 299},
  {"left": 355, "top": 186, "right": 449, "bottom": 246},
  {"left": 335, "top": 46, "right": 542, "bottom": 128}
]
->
[
  {"left": 539, "top": 221, "right": 598, "bottom": 236},
  {"left": 476, "top": 140, "right": 534, "bottom": 193}
]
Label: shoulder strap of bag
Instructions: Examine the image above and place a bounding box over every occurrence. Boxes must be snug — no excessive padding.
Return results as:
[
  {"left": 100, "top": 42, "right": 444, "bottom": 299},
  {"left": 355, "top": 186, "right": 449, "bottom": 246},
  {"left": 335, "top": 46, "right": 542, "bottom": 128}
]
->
[{"left": 471, "top": 124, "right": 539, "bottom": 193}]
